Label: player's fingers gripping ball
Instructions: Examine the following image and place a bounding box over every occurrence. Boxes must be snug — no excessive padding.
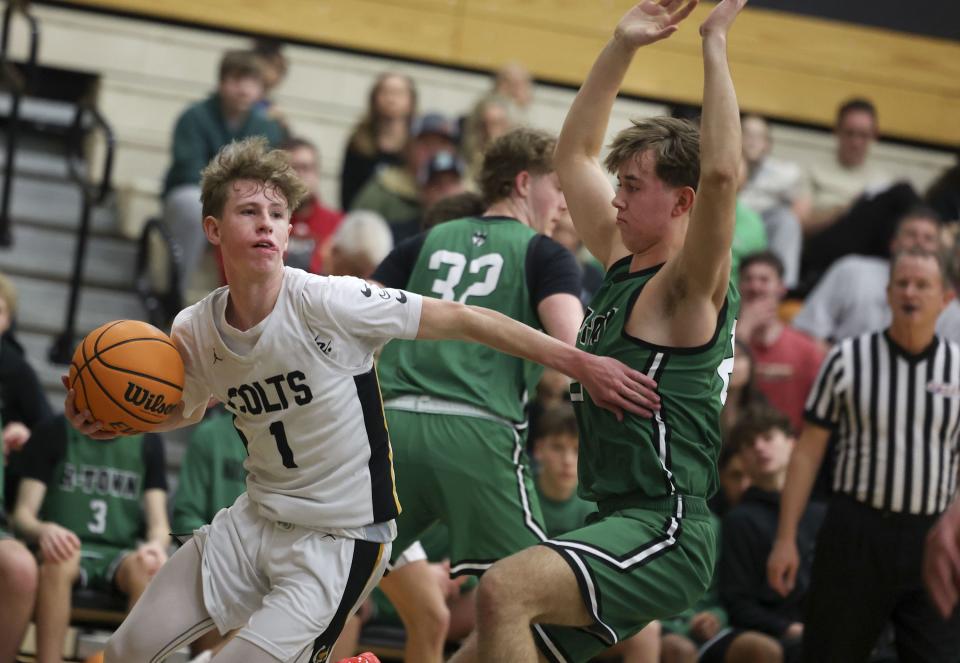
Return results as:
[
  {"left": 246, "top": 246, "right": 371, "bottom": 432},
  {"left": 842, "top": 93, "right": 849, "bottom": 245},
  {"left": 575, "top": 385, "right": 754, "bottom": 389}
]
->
[{"left": 68, "top": 320, "right": 184, "bottom": 435}]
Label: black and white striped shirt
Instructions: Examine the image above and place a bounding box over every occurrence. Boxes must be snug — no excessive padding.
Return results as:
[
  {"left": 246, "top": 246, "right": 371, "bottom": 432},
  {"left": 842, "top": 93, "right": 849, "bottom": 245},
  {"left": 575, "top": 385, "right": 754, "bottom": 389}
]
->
[{"left": 805, "top": 330, "right": 960, "bottom": 515}]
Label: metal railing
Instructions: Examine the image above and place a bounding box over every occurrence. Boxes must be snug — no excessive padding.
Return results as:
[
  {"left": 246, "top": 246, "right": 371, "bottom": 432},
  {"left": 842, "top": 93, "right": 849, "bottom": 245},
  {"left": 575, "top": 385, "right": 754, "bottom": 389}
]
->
[
  {"left": 48, "top": 101, "right": 115, "bottom": 364},
  {"left": 0, "top": 0, "right": 39, "bottom": 247}
]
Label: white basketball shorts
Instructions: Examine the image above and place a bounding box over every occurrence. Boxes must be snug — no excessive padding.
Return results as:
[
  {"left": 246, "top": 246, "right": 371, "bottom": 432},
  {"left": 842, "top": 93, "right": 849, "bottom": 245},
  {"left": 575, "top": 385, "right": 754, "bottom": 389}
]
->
[{"left": 194, "top": 493, "right": 389, "bottom": 662}]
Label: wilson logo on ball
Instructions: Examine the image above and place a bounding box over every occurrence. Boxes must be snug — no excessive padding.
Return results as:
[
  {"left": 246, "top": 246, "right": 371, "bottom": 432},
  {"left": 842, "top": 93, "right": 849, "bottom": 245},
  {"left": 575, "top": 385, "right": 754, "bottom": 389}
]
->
[{"left": 123, "top": 382, "right": 178, "bottom": 416}]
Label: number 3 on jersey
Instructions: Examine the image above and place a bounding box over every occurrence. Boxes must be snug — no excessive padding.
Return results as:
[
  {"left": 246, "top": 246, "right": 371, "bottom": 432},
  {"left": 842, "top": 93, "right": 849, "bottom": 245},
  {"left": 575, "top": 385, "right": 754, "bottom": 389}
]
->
[{"left": 428, "top": 250, "right": 503, "bottom": 304}]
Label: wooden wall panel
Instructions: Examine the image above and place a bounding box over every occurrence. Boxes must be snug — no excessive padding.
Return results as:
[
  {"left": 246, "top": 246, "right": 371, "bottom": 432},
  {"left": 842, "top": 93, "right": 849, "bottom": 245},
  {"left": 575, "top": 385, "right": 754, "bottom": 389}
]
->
[{"left": 56, "top": 0, "right": 960, "bottom": 146}]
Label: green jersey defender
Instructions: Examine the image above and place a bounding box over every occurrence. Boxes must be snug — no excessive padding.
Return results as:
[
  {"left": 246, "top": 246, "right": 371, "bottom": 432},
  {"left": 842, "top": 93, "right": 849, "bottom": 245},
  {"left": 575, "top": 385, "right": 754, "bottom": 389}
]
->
[
  {"left": 379, "top": 217, "right": 551, "bottom": 423},
  {"left": 375, "top": 215, "right": 582, "bottom": 575},
  {"left": 571, "top": 258, "right": 739, "bottom": 505}
]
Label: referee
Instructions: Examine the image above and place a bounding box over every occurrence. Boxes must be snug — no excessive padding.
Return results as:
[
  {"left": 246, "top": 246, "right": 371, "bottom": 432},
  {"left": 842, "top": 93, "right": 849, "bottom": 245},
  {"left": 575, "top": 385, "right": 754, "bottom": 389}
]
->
[{"left": 768, "top": 247, "right": 960, "bottom": 662}]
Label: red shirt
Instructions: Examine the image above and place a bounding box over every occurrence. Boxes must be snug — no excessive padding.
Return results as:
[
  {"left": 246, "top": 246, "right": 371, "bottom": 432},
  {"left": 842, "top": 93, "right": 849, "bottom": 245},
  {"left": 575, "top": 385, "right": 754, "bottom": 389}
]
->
[
  {"left": 750, "top": 326, "right": 826, "bottom": 434},
  {"left": 289, "top": 197, "right": 344, "bottom": 274}
]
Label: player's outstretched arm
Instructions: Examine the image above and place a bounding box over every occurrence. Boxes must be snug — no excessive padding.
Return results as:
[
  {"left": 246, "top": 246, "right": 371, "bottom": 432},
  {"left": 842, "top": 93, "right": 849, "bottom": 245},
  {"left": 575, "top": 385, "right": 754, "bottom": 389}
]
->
[
  {"left": 767, "top": 422, "right": 829, "bottom": 597},
  {"left": 556, "top": 0, "right": 697, "bottom": 269},
  {"left": 668, "top": 0, "right": 745, "bottom": 304},
  {"left": 417, "top": 298, "right": 660, "bottom": 420}
]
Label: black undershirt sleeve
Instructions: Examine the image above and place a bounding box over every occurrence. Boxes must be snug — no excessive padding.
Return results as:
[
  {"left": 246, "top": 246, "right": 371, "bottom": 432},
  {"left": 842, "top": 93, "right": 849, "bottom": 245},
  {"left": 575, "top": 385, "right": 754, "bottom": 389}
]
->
[
  {"left": 371, "top": 233, "right": 429, "bottom": 289},
  {"left": 525, "top": 235, "right": 583, "bottom": 311},
  {"left": 141, "top": 433, "right": 168, "bottom": 491},
  {"left": 19, "top": 415, "right": 68, "bottom": 485}
]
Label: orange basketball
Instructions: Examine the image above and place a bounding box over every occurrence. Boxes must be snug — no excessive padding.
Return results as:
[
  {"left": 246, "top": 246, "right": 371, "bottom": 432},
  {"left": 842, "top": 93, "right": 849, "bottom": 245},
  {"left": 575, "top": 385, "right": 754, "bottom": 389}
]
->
[{"left": 68, "top": 320, "right": 185, "bottom": 435}]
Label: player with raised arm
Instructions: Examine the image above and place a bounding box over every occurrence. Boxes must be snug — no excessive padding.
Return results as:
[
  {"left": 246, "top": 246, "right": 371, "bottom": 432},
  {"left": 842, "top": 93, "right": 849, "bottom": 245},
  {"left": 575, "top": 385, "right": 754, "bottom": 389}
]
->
[
  {"left": 454, "top": 1, "right": 747, "bottom": 662},
  {"left": 62, "top": 136, "right": 656, "bottom": 663}
]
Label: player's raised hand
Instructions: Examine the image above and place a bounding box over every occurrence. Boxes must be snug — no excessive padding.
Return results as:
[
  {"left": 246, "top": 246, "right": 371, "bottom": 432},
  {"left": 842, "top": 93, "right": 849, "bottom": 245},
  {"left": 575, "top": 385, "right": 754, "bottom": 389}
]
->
[
  {"left": 700, "top": 0, "right": 748, "bottom": 37},
  {"left": 767, "top": 536, "right": 799, "bottom": 597},
  {"left": 61, "top": 375, "right": 118, "bottom": 440},
  {"left": 614, "top": 0, "right": 699, "bottom": 49},
  {"left": 579, "top": 355, "right": 660, "bottom": 421}
]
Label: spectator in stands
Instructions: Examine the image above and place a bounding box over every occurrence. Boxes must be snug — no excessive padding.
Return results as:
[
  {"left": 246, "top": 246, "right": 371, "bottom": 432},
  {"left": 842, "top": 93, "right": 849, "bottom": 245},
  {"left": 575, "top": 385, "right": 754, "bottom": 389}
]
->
[
  {"left": 795, "top": 98, "right": 919, "bottom": 292},
  {"left": 162, "top": 50, "right": 284, "bottom": 299},
  {"left": 792, "top": 206, "right": 944, "bottom": 343},
  {"left": 770, "top": 248, "right": 960, "bottom": 660},
  {"left": 531, "top": 406, "right": 661, "bottom": 663},
  {"left": 251, "top": 39, "right": 290, "bottom": 134},
  {"left": 737, "top": 251, "right": 825, "bottom": 433},
  {"left": 925, "top": 154, "right": 960, "bottom": 224},
  {"left": 323, "top": 210, "right": 393, "bottom": 279},
  {"left": 340, "top": 72, "right": 418, "bottom": 210},
  {"left": 0, "top": 272, "right": 53, "bottom": 509},
  {"left": 461, "top": 95, "right": 516, "bottom": 186},
  {"left": 12, "top": 415, "right": 169, "bottom": 663},
  {"left": 284, "top": 137, "right": 344, "bottom": 274},
  {"left": 0, "top": 437, "right": 37, "bottom": 663},
  {"left": 493, "top": 62, "right": 534, "bottom": 119},
  {"left": 352, "top": 114, "right": 460, "bottom": 242},
  {"left": 721, "top": 338, "right": 765, "bottom": 438},
  {"left": 422, "top": 191, "right": 485, "bottom": 231},
  {"left": 731, "top": 171, "right": 768, "bottom": 278},
  {"left": 716, "top": 407, "right": 823, "bottom": 663},
  {"left": 711, "top": 440, "right": 752, "bottom": 519},
  {"left": 419, "top": 151, "right": 467, "bottom": 218},
  {"left": 172, "top": 407, "right": 246, "bottom": 542},
  {"left": 740, "top": 114, "right": 804, "bottom": 288}
]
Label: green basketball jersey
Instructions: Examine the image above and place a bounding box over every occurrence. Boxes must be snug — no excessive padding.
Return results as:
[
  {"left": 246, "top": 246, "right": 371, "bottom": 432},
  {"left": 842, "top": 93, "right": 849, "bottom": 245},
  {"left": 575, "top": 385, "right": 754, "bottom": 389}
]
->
[
  {"left": 172, "top": 410, "right": 248, "bottom": 533},
  {"left": 571, "top": 258, "right": 739, "bottom": 504},
  {"left": 40, "top": 426, "right": 147, "bottom": 548},
  {"left": 379, "top": 217, "right": 544, "bottom": 422}
]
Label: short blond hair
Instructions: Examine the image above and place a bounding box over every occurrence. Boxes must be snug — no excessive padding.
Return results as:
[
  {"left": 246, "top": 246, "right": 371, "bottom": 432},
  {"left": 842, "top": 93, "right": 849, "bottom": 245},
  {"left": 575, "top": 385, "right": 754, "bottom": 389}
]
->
[
  {"left": 200, "top": 137, "right": 309, "bottom": 220},
  {"left": 604, "top": 116, "right": 700, "bottom": 190}
]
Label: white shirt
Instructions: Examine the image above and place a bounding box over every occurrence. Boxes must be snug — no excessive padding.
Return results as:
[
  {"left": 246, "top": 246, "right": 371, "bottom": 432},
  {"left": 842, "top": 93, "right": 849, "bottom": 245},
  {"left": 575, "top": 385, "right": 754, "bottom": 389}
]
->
[
  {"left": 171, "top": 267, "right": 423, "bottom": 539},
  {"left": 793, "top": 255, "right": 960, "bottom": 343}
]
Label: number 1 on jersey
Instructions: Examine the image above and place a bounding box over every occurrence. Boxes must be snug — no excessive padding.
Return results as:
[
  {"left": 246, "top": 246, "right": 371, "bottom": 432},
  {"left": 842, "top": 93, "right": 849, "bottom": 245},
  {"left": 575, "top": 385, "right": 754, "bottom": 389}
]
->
[{"left": 269, "top": 421, "right": 298, "bottom": 468}]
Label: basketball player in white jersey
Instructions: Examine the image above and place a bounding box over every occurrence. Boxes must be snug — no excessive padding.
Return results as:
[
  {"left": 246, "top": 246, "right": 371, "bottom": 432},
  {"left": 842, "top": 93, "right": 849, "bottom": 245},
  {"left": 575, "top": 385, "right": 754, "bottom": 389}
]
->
[{"left": 63, "top": 137, "right": 659, "bottom": 663}]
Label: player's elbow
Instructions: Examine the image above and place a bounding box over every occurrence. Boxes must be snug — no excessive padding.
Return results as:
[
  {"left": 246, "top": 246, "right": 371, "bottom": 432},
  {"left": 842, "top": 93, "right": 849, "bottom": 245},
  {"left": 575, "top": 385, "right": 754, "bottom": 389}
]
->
[{"left": 699, "top": 164, "right": 740, "bottom": 190}]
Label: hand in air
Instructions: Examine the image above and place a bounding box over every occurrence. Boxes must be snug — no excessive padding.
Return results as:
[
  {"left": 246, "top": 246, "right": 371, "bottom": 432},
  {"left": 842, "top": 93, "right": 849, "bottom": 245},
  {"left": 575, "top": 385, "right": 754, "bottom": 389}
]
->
[
  {"left": 61, "top": 375, "right": 118, "bottom": 440},
  {"left": 700, "top": 0, "right": 748, "bottom": 37},
  {"left": 614, "top": 0, "right": 699, "bottom": 48},
  {"left": 579, "top": 355, "right": 660, "bottom": 421}
]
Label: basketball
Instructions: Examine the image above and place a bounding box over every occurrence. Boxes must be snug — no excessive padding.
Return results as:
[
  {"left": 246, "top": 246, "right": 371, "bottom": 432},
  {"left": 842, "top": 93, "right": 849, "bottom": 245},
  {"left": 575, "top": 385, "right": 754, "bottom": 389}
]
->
[{"left": 68, "top": 320, "right": 185, "bottom": 435}]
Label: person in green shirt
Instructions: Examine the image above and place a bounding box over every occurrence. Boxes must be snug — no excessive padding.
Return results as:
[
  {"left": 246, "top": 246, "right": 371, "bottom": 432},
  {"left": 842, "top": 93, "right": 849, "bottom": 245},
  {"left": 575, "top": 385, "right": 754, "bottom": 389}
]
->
[
  {"left": 465, "top": 2, "right": 747, "bottom": 661},
  {"left": 162, "top": 49, "right": 284, "bottom": 299},
  {"left": 172, "top": 407, "right": 247, "bottom": 536},
  {"left": 11, "top": 415, "right": 169, "bottom": 663},
  {"left": 0, "top": 422, "right": 38, "bottom": 663}
]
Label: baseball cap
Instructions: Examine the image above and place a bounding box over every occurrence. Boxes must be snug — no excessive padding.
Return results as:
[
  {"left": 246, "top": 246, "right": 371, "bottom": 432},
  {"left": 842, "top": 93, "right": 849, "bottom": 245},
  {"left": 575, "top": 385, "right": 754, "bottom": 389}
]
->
[
  {"left": 413, "top": 112, "right": 458, "bottom": 141},
  {"left": 419, "top": 150, "right": 465, "bottom": 186}
]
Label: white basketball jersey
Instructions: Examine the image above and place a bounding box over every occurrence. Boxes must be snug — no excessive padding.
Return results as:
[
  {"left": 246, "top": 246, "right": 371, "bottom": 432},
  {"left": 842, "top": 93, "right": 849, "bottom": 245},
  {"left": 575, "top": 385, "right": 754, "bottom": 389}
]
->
[{"left": 171, "top": 267, "right": 423, "bottom": 532}]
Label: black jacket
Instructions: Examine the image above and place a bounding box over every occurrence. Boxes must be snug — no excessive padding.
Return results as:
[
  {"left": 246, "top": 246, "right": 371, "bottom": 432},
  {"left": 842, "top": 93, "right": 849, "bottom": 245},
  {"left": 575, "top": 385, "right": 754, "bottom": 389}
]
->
[{"left": 719, "top": 486, "right": 825, "bottom": 636}]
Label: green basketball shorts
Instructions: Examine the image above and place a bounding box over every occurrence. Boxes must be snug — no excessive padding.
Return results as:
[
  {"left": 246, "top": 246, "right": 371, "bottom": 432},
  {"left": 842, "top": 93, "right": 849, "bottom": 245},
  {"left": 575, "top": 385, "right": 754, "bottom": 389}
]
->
[
  {"left": 534, "top": 496, "right": 716, "bottom": 663},
  {"left": 385, "top": 407, "right": 545, "bottom": 577}
]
